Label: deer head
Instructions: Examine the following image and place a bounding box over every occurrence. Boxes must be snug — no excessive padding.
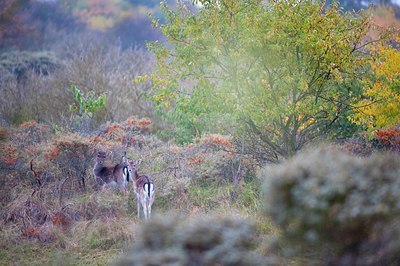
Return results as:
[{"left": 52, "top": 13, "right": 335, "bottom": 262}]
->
[
  {"left": 126, "top": 159, "right": 142, "bottom": 179},
  {"left": 93, "top": 151, "right": 128, "bottom": 193}
]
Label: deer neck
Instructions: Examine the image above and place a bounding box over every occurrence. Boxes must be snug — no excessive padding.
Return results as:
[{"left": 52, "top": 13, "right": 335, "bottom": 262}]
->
[
  {"left": 133, "top": 169, "right": 139, "bottom": 180},
  {"left": 93, "top": 161, "right": 104, "bottom": 176}
]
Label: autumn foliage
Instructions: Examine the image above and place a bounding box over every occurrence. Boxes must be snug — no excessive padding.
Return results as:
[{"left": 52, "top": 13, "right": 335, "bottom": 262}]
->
[
  {"left": 374, "top": 125, "right": 400, "bottom": 151},
  {"left": 351, "top": 36, "right": 400, "bottom": 130},
  {"left": 100, "top": 116, "right": 152, "bottom": 149},
  {"left": 0, "top": 144, "right": 19, "bottom": 166}
]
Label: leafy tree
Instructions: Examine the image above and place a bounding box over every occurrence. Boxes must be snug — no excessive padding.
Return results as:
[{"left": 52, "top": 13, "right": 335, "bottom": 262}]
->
[
  {"left": 148, "top": 0, "right": 376, "bottom": 162},
  {"left": 351, "top": 38, "right": 400, "bottom": 130}
]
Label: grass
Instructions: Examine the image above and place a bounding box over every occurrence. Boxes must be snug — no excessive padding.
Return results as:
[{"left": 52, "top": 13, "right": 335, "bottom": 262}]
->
[
  {"left": 0, "top": 241, "right": 122, "bottom": 266},
  {"left": 0, "top": 177, "right": 270, "bottom": 266},
  {"left": 0, "top": 119, "right": 276, "bottom": 265}
]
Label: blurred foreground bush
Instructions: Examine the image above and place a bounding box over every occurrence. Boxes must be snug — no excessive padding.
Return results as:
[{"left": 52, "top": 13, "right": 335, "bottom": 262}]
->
[
  {"left": 116, "top": 214, "right": 276, "bottom": 266},
  {"left": 261, "top": 147, "right": 400, "bottom": 265}
]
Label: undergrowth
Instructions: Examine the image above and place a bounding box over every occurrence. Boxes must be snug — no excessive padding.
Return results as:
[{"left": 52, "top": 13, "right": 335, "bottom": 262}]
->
[
  {"left": 2, "top": 119, "right": 397, "bottom": 265},
  {"left": 0, "top": 119, "right": 265, "bottom": 266}
]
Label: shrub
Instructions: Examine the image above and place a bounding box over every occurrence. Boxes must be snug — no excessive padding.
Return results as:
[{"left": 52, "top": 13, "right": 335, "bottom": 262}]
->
[
  {"left": 0, "top": 143, "right": 19, "bottom": 168},
  {"left": 116, "top": 214, "right": 271, "bottom": 266},
  {"left": 261, "top": 147, "right": 400, "bottom": 264},
  {"left": 176, "top": 134, "right": 258, "bottom": 183},
  {"left": 373, "top": 125, "right": 400, "bottom": 153},
  {"left": 0, "top": 51, "right": 63, "bottom": 124},
  {"left": 44, "top": 132, "right": 110, "bottom": 190},
  {"left": 337, "top": 136, "right": 373, "bottom": 157},
  {"left": 98, "top": 116, "right": 153, "bottom": 149},
  {"left": 0, "top": 51, "right": 60, "bottom": 81},
  {"left": 0, "top": 121, "right": 52, "bottom": 192},
  {"left": 0, "top": 68, "right": 68, "bottom": 125},
  {"left": 2, "top": 192, "right": 50, "bottom": 232}
]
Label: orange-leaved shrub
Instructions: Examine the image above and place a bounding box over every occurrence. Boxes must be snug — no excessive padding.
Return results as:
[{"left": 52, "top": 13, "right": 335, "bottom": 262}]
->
[
  {"left": 1, "top": 120, "right": 51, "bottom": 169},
  {"left": 373, "top": 125, "right": 400, "bottom": 152},
  {"left": 44, "top": 132, "right": 113, "bottom": 190},
  {"left": 98, "top": 116, "right": 153, "bottom": 149}
]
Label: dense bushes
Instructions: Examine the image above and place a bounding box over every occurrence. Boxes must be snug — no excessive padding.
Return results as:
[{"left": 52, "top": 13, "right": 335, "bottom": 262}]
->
[
  {"left": 373, "top": 125, "right": 400, "bottom": 152},
  {"left": 261, "top": 147, "right": 400, "bottom": 264},
  {"left": 0, "top": 51, "right": 63, "bottom": 124},
  {"left": 2, "top": 116, "right": 400, "bottom": 265},
  {"left": 0, "top": 51, "right": 60, "bottom": 80},
  {"left": 0, "top": 117, "right": 265, "bottom": 265},
  {"left": 0, "top": 39, "right": 154, "bottom": 126},
  {"left": 116, "top": 214, "right": 271, "bottom": 266}
]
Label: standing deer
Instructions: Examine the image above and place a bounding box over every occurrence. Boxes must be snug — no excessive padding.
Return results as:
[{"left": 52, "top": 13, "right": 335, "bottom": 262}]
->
[
  {"left": 126, "top": 159, "right": 156, "bottom": 221},
  {"left": 93, "top": 151, "right": 129, "bottom": 194}
]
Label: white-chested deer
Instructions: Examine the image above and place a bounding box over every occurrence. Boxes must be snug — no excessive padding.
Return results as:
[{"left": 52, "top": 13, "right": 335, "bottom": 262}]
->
[
  {"left": 93, "top": 151, "right": 129, "bottom": 194},
  {"left": 126, "top": 159, "right": 155, "bottom": 221}
]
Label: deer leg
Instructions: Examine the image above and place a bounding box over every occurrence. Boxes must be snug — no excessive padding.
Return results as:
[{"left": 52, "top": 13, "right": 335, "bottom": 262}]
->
[
  {"left": 148, "top": 201, "right": 152, "bottom": 220},
  {"left": 136, "top": 193, "right": 141, "bottom": 218},
  {"left": 141, "top": 197, "right": 148, "bottom": 221},
  {"left": 146, "top": 198, "right": 149, "bottom": 220}
]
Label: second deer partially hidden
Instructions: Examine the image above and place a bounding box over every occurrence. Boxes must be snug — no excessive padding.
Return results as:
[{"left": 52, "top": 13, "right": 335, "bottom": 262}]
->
[{"left": 93, "top": 151, "right": 129, "bottom": 194}]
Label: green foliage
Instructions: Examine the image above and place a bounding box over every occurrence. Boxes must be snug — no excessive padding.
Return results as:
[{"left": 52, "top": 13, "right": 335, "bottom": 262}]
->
[
  {"left": 70, "top": 85, "right": 106, "bottom": 118},
  {"left": 261, "top": 147, "right": 400, "bottom": 264},
  {"left": 149, "top": 0, "right": 376, "bottom": 159}
]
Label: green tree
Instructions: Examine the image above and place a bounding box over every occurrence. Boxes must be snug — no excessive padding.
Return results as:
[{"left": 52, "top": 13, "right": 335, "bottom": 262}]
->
[{"left": 149, "top": 0, "right": 375, "bottom": 162}]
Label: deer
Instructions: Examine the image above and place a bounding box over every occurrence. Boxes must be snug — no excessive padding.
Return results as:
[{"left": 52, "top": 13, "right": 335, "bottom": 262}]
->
[
  {"left": 93, "top": 151, "right": 129, "bottom": 194},
  {"left": 126, "top": 159, "right": 156, "bottom": 221}
]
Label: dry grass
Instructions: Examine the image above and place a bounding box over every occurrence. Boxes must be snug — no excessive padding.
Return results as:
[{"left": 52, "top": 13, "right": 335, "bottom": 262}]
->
[{"left": 0, "top": 119, "right": 267, "bottom": 265}]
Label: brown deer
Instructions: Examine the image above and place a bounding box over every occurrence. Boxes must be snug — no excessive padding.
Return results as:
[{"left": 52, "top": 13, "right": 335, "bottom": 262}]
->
[
  {"left": 126, "top": 159, "right": 155, "bottom": 221},
  {"left": 93, "top": 151, "right": 129, "bottom": 193}
]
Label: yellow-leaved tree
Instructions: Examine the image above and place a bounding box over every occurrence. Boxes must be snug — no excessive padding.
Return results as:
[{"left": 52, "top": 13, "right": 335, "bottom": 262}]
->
[{"left": 351, "top": 37, "right": 400, "bottom": 130}]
